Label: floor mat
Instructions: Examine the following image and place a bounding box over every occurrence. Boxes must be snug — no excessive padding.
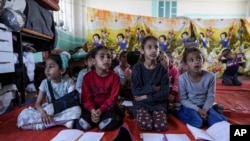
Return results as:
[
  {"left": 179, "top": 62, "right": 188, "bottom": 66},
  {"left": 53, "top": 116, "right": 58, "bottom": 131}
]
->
[{"left": 0, "top": 80, "right": 249, "bottom": 141}]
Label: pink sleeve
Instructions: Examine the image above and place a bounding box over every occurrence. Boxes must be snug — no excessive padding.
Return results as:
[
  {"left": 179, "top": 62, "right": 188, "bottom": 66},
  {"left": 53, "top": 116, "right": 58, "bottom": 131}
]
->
[{"left": 171, "top": 66, "right": 180, "bottom": 93}]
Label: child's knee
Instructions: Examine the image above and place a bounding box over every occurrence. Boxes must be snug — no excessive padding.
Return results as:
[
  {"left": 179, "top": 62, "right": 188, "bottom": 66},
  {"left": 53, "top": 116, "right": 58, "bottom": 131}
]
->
[
  {"left": 191, "top": 119, "right": 203, "bottom": 128},
  {"left": 137, "top": 119, "right": 153, "bottom": 131},
  {"left": 154, "top": 122, "right": 168, "bottom": 132}
]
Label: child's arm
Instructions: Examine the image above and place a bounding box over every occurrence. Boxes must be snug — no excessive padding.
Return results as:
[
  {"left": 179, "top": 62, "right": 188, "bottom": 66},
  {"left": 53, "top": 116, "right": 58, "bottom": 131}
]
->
[
  {"left": 202, "top": 74, "right": 216, "bottom": 111},
  {"left": 146, "top": 69, "right": 169, "bottom": 103},
  {"left": 170, "top": 66, "right": 180, "bottom": 94},
  {"left": 131, "top": 67, "right": 157, "bottom": 96},
  {"left": 75, "top": 69, "right": 85, "bottom": 94},
  {"left": 35, "top": 91, "right": 52, "bottom": 124},
  {"left": 99, "top": 74, "right": 120, "bottom": 113}
]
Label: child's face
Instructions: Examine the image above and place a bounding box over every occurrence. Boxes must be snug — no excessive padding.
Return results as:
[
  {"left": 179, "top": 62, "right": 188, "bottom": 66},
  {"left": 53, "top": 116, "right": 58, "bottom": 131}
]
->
[
  {"left": 112, "top": 51, "right": 117, "bottom": 59},
  {"left": 120, "top": 53, "right": 128, "bottom": 65},
  {"left": 93, "top": 49, "right": 112, "bottom": 70},
  {"left": 45, "top": 59, "right": 64, "bottom": 82},
  {"left": 142, "top": 39, "right": 160, "bottom": 61},
  {"left": 158, "top": 53, "right": 169, "bottom": 68},
  {"left": 186, "top": 51, "right": 203, "bottom": 73},
  {"left": 85, "top": 57, "right": 93, "bottom": 69},
  {"left": 223, "top": 51, "right": 233, "bottom": 59}
]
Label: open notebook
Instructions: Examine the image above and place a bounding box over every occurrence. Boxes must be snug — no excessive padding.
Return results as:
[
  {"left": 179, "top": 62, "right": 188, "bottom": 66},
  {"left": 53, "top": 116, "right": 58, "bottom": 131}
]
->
[
  {"left": 187, "top": 121, "right": 230, "bottom": 141},
  {"left": 51, "top": 129, "right": 104, "bottom": 141},
  {"left": 141, "top": 133, "right": 191, "bottom": 141}
]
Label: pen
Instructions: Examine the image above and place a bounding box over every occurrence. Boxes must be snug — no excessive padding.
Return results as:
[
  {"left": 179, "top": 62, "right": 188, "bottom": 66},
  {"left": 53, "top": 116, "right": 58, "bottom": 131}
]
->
[
  {"left": 163, "top": 135, "right": 168, "bottom": 141},
  {"left": 76, "top": 133, "right": 84, "bottom": 141}
]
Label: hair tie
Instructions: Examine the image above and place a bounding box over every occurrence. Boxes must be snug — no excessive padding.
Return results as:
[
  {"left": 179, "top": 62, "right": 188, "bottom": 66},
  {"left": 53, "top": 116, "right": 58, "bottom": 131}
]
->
[{"left": 59, "top": 51, "right": 71, "bottom": 70}]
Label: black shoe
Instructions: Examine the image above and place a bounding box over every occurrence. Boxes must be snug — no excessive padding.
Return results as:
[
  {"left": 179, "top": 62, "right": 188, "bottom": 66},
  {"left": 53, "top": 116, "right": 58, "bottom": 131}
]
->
[{"left": 213, "top": 104, "right": 224, "bottom": 114}]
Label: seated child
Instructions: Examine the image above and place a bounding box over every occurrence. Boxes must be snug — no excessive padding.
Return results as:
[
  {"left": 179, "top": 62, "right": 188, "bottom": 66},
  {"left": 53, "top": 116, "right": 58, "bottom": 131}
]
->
[
  {"left": 121, "top": 51, "right": 141, "bottom": 100},
  {"left": 176, "top": 47, "right": 227, "bottom": 128},
  {"left": 75, "top": 46, "right": 124, "bottom": 131},
  {"left": 158, "top": 50, "right": 180, "bottom": 112},
  {"left": 131, "top": 36, "right": 169, "bottom": 132},
  {"left": 114, "top": 51, "right": 129, "bottom": 86},
  {"left": 110, "top": 49, "right": 120, "bottom": 70},
  {"left": 17, "top": 52, "right": 81, "bottom": 130},
  {"left": 76, "top": 52, "right": 93, "bottom": 94},
  {"left": 218, "top": 49, "right": 245, "bottom": 86}
]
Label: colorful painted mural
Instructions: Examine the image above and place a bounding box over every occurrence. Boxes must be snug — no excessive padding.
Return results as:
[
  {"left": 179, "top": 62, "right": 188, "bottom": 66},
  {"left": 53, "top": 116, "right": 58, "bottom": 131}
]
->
[{"left": 85, "top": 7, "right": 250, "bottom": 76}]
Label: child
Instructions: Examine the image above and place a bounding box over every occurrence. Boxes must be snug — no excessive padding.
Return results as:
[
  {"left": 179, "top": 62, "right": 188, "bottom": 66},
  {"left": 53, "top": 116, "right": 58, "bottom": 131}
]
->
[
  {"left": 17, "top": 52, "right": 81, "bottom": 130},
  {"left": 76, "top": 52, "right": 93, "bottom": 94},
  {"left": 178, "top": 60, "right": 188, "bottom": 74},
  {"left": 218, "top": 49, "right": 245, "bottom": 86},
  {"left": 114, "top": 51, "right": 129, "bottom": 86},
  {"left": 158, "top": 51, "right": 180, "bottom": 112},
  {"left": 131, "top": 36, "right": 169, "bottom": 132},
  {"left": 76, "top": 46, "right": 124, "bottom": 131},
  {"left": 176, "top": 47, "right": 226, "bottom": 128},
  {"left": 110, "top": 49, "right": 120, "bottom": 70},
  {"left": 119, "top": 51, "right": 141, "bottom": 100}
]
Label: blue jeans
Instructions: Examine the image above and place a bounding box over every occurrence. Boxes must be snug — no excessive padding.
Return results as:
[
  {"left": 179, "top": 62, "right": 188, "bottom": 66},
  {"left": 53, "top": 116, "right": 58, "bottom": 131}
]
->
[{"left": 175, "top": 106, "right": 227, "bottom": 128}]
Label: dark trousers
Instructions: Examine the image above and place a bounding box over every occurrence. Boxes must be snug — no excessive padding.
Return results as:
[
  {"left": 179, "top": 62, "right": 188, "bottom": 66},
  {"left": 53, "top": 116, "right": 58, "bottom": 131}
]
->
[
  {"left": 135, "top": 108, "right": 168, "bottom": 132},
  {"left": 81, "top": 106, "right": 125, "bottom": 131},
  {"left": 222, "top": 73, "right": 242, "bottom": 86}
]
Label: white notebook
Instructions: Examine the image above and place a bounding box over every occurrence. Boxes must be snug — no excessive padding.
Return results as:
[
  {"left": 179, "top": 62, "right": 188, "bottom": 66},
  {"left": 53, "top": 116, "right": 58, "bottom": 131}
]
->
[
  {"left": 51, "top": 129, "right": 104, "bottom": 141},
  {"left": 187, "top": 121, "right": 230, "bottom": 141},
  {"left": 141, "top": 133, "right": 191, "bottom": 141}
]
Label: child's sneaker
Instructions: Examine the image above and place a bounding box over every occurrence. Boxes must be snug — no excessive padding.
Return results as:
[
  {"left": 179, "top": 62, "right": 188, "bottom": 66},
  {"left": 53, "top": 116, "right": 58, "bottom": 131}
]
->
[
  {"left": 74, "top": 118, "right": 91, "bottom": 130},
  {"left": 213, "top": 103, "right": 224, "bottom": 114},
  {"left": 99, "top": 118, "right": 112, "bottom": 130}
]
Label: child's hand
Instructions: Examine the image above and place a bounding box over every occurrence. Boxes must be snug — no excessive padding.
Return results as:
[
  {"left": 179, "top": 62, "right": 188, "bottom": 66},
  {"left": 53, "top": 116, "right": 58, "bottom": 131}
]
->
[
  {"left": 41, "top": 110, "right": 53, "bottom": 125},
  {"left": 168, "top": 94, "right": 175, "bottom": 102},
  {"left": 134, "top": 95, "right": 147, "bottom": 101},
  {"left": 91, "top": 109, "right": 100, "bottom": 123},
  {"left": 95, "top": 109, "right": 102, "bottom": 117},
  {"left": 154, "top": 86, "right": 161, "bottom": 92},
  {"left": 198, "top": 109, "right": 207, "bottom": 120},
  {"left": 125, "top": 74, "right": 131, "bottom": 81}
]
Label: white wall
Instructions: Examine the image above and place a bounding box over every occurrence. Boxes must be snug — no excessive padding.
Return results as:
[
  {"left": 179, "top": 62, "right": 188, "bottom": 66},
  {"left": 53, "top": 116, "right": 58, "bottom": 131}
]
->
[
  {"left": 177, "top": 0, "right": 247, "bottom": 19},
  {"left": 83, "top": 0, "right": 249, "bottom": 19},
  {"left": 83, "top": 0, "right": 152, "bottom": 16},
  {"left": 247, "top": 0, "right": 250, "bottom": 17}
]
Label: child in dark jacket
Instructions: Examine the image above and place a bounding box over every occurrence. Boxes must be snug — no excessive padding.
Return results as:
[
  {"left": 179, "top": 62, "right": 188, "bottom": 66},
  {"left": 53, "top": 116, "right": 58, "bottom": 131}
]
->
[
  {"left": 131, "top": 36, "right": 169, "bottom": 132},
  {"left": 218, "top": 49, "right": 245, "bottom": 86}
]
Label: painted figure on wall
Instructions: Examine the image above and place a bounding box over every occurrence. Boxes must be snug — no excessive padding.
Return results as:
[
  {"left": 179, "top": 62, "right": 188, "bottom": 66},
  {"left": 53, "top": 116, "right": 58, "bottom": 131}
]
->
[
  {"left": 125, "top": 27, "right": 132, "bottom": 43},
  {"left": 159, "top": 35, "right": 169, "bottom": 52},
  {"left": 93, "top": 33, "right": 103, "bottom": 47},
  {"left": 219, "top": 32, "right": 230, "bottom": 49},
  {"left": 117, "top": 33, "right": 128, "bottom": 51},
  {"left": 199, "top": 32, "right": 209, "bottom": 61},
  {"left": 181, "top": 31, "right": 189, "bottom": 45},
  {"left": 101, "top": 28, "right": 110, "bottom": 46},
  {"left": 136, "top": 28, "right": 146, "bottom": 46}
]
